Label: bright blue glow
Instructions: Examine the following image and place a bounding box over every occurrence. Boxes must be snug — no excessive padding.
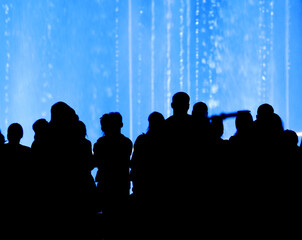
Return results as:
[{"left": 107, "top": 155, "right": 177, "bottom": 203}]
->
[{"left": 1, "top": 0, "right": 302, "bottom": 146}]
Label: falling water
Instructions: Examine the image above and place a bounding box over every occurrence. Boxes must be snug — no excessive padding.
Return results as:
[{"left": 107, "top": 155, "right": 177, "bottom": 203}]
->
[
  {"left": 165, "top": 0, "right": 172, "bottom": 117},
  {"left": 1, "top": 0, "right": 301, "bottom": 145},
  {"left": 179, "top": 0, "right": 185, "bottom": 91},
  {"left": 114, "top": 0, "right": 120, "bottom": 110},
  {"left": 3, "top": 4, "right": 10, "bottom": 129},
  {"left": 151, "top": 0, "right": 155, "bottom": 112},
  {"left": 186, "top": 0, "right": 191, "bottom": 97}
]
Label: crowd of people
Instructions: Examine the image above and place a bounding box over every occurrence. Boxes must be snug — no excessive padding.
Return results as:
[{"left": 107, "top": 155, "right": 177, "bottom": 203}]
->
[{"left": 0, "top": 92, "right": 301, "bottom": 239}]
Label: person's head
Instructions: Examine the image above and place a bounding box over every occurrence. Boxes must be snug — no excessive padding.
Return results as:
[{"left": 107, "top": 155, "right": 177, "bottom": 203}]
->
[
  {"left": 282, "top": 130, "right": 298, "bottom": 148},
  {"left": 50, "top": 101, "right": 77, "bottom": 126},
  {"left": 171, "top": 92, "right": 190, "bottom": 116},
  {"left": 100, "top": 112, "right": 123, "bottom": 136},
  {"left": 192, "top": 102, "right": 208, "bottom": 120},
  {"left": 235, "top": 111, "right": 253, "bottom": 132},
  {"left": 7, "top": 123, "right": 23, "bottom": 144},
  {"left": 148, "top": 112, "right": 165, "bottom": 134},
  {"left": 256, "top": 103, "right": 274, "bottom": 121},
  {"left": 33, "top": 118, "right": 48, "bottom": 135}
]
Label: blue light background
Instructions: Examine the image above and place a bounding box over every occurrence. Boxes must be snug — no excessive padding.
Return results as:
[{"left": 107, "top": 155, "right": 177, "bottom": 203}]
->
[{"left": 1, "top": 0, "right": 302, "bottom": 147}]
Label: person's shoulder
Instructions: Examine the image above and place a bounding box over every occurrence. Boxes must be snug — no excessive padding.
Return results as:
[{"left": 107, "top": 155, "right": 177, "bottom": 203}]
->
[
  {"left": 96, "top": 136, "right": 105, "bottom": 143},
  {"left": 20, "top": 144, "right": 31, "bottom": 152},
  {"left": 93, "top": 136, "right": 105, "bottom": 149},
  {"left": 165, "top": 115, "right": 174, "bottom": 122},
  {"left": 133, "top": 133, "right": 147, "bottom": 146},
  {"left": 120, "top": 134, "right": 133, "bottom": 148},
  {"left": 135, "top": 133, "right": 146, "bottom": 142}
]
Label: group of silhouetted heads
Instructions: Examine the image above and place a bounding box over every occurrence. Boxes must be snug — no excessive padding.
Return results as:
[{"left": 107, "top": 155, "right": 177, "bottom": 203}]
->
[{"left": 0, "top": 92, "right": 301, "bottom": 153}]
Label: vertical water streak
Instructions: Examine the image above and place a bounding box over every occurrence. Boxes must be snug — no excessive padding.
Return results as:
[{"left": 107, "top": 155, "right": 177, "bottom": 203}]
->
[
  {"left": 115, "top": 0, "right": 120, "bottom": 110},
  {"left": 269, "top": 1, "right": 274, "bottom": 104},
  {"left": 137, "top": 7, "right": 143, "bottom": 128},
  {"left": 3, "top": 3, "right": 11, "bottom": 128},
  {"left": 179, "top": 0, "right": 185, "bottom": 90},
  {"left": 166, "top": 0, "right": 172, "bottom": 117},
  {"left": 285, "top": 0, "right": 290, "bottom": 129},
  {"left": 258, "top": 0, "right": 265, "bottom": 102},
  {"left": 128, "top": 0, "right": 133, "bottom": 140},
  {"left": 151, "top": 0, "right": 155, "bottom": 112},
  {"left": 186, "top": 0, "right": 191, "bottom": 96},
  {"left": 195, "top": 0, "right": 200, "bottom": 101}
]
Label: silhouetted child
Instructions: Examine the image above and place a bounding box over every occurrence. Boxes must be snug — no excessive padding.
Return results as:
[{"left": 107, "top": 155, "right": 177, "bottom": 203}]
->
[{"left": 93, "top": 112, "right": 132, "bottom": 239}]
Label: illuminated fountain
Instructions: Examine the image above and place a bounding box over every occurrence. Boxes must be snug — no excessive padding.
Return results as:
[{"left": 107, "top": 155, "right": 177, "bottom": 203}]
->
[{"left": 0, "top": 0, "right": 301, "bottom": 146}]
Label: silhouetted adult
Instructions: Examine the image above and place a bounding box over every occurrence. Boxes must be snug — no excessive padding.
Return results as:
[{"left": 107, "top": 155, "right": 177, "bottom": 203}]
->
[
  {"left": 2, "top": 123, "right": 33, "bottom": 238},
  {"left": 131, "top": 111, "right": 165, "bottom": 198},
  {"left": 164, "top": 92, "right": 200, "bottom": 238},
  {"left": 46, "top": 101, "right": 89, "bottom": 238},
  {"left": 130, "top": 112, "right": 165, "bottom": 239},
  {"left": 93, "top": 112, "right": 132, "bottom": 239}
]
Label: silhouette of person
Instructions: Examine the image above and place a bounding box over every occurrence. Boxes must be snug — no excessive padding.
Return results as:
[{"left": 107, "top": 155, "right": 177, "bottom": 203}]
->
[
  {"left": 130, "top": 111, "right": 165, "bottom": 239},
  {"left": 130, "top": 111, "right": 165, "bottom": 199},
  {"left": 229, "top": 110, "right": 253, "bottom": 151},
  {"left": 44, "top": 101, "right": 91, "bottom": 238},
  {"left": 93, "top": 112, "right": 132, "bottom": 239},
  {"left": 192, "top": 101, "right": 211, "bottom": 146},
  {"left": 31, "top": 119, "right": 49, "bottom": 164},
  {"left": 2, "top": 123, "right": 33, "bottom": 238},
  {"left": 164, "top": 92, "right": 201, "bottom": 238},
  {"left": 281, "top": 130, "right": 299, "bottom": 156}
]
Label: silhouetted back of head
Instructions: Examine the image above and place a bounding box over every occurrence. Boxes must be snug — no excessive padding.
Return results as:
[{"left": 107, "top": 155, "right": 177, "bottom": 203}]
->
[
  {"left": 171, "top": 92, "right": 190, "bottom": 116},
  {"left": 257, "top": 103, "right": 274, "bottom": 121},
  {"left": 33, "top": 119, "right": 49, "bottom": 139},
  {"left": 50, "top": 101, "right": 77, "bottom": 126},
  {"left": 7, "top": 123, "right": 23, "bottom": 144},
  {"left": 148, "top": 111, "right": 165, "bottom": 133},
  {"left": 235, "top": 111, "right": 253, "bottom": 132},
  {"left": 101, "top": 112, "right": 123, "bottom": 136},
  {"left": 283, "top": 130, "right": 298, "bottom": 148},
  {"left": 192, "top": 102, "right": 208, "bottom": 120}
]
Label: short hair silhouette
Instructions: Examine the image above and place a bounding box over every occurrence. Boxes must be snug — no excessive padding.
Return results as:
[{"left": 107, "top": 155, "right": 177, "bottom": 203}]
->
[
  {"left": 257, "top": 103, "right": 274, "bottom": 121},
  {"left": 33, "top": 119, "right": 48, "bottom": 135},
  {"left": 100, "top": 112, "right": 123, "bottom": 135},
  {"left": 283, "top": 129, "right": 298, "bottom": 147},
  {"left": 192, "top": 102, "right": 208, "bottom": 120},
  {"left": 147, "top": 112, "right": 165, "bottom": 133},
  {"left": 7, "top": 123, "right": 23, "bottom": 144},
  {"left": 171, "top": 92, "right": 190, "bottom": 115}
]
